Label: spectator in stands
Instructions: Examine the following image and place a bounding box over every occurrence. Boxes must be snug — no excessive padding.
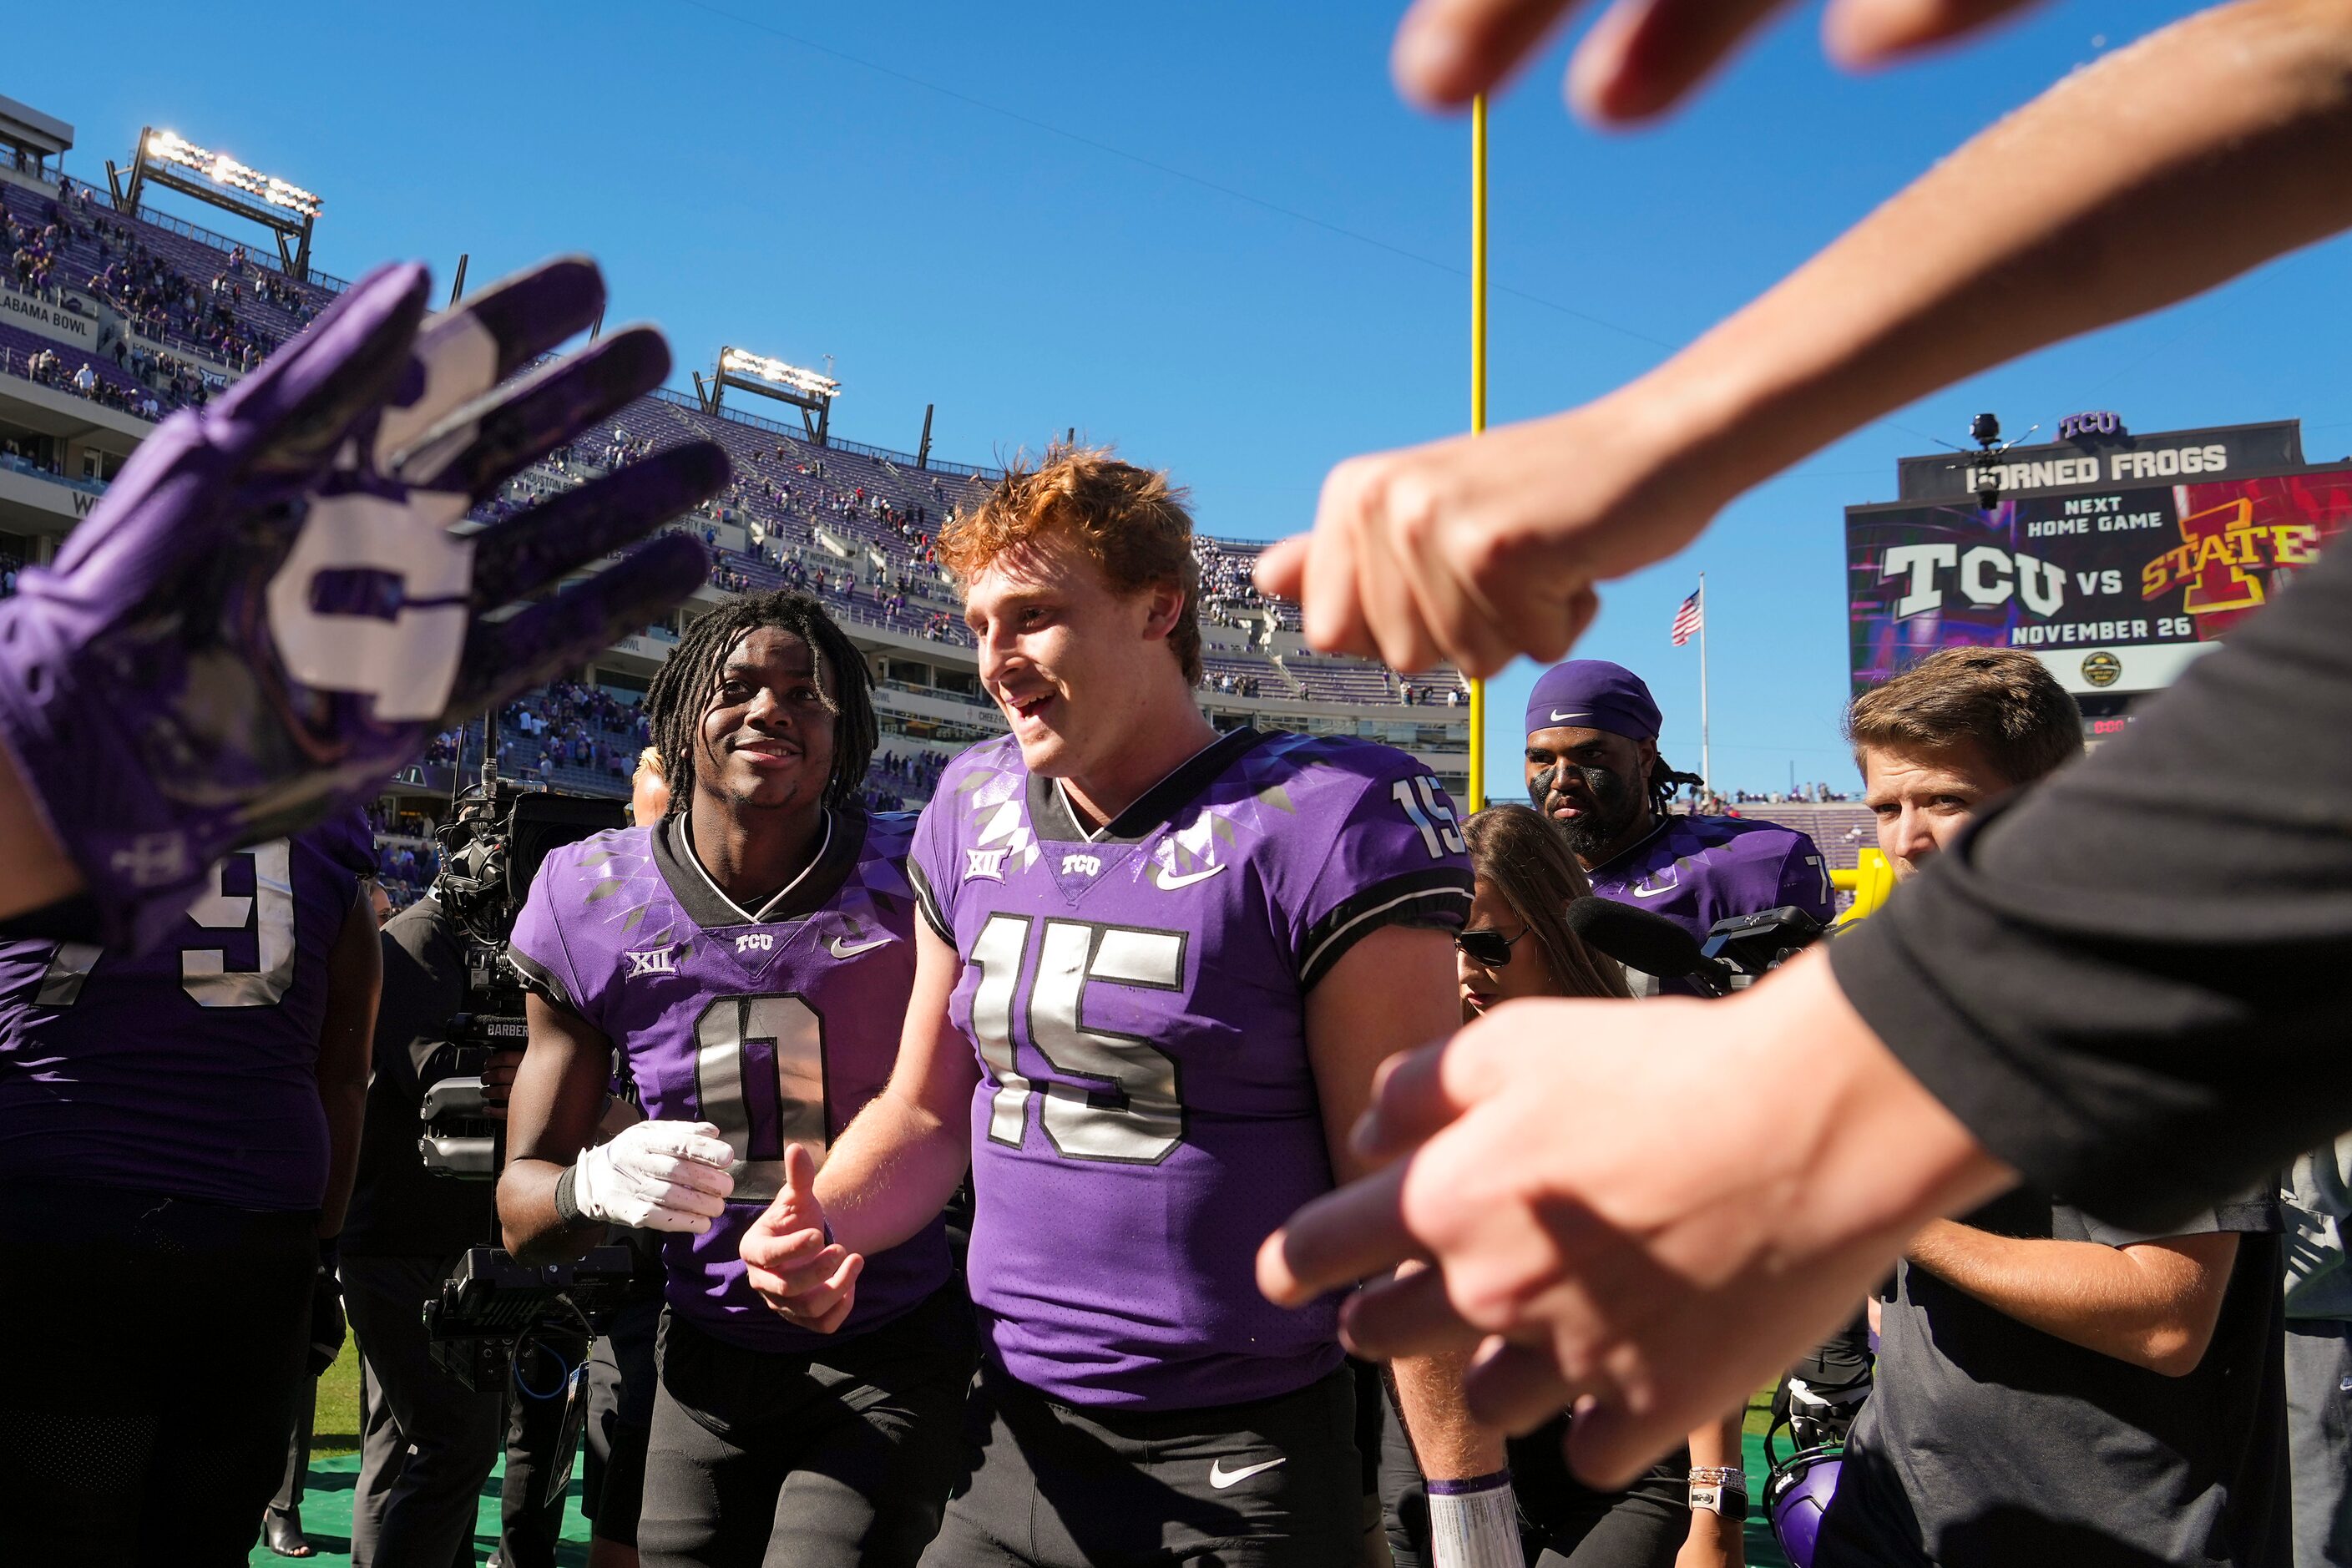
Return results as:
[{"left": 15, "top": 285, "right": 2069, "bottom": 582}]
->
[{"left": 1815, "top": 647, "right": 2287, "bottom": 1568}]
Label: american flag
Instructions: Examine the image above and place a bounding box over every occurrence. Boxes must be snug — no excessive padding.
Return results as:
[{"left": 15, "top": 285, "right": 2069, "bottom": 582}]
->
[{"left": 1670, "top": 588, "right": 1703, "bottom": 646}]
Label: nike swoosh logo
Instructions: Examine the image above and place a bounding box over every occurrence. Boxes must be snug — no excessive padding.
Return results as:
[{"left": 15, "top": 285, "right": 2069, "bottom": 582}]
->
[
  {"left": 828, "top": 935, "right": 893, "bottom": 959},
  {"left": 1630, "top": 882, "right": 1676, "bottom": 899},
  {"left": 1154, "top": 864, "right": 1227, "bottom": 892},
  {"left": 1209, "top": 1456, "right": 1287, "bottom": 1490},
  {"left": 1550, "top": 710, "right": 1585, "bottom": 722}
]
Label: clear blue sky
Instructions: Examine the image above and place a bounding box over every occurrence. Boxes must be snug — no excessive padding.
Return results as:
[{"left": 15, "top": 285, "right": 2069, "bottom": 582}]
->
[{"left": 33, "top": 1, "right": 2352, "bottom": 794}]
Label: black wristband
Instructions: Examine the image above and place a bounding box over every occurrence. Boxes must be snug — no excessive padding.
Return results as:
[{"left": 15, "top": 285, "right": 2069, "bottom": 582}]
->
[{"left": 553, "top": 1164, "right": 583, "bottom": 1226}]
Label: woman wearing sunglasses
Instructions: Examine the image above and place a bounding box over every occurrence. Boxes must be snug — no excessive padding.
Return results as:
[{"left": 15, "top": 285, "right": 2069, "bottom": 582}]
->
[{"left": 1382, "top": 803, "right": 1747, "bottom": 1568}]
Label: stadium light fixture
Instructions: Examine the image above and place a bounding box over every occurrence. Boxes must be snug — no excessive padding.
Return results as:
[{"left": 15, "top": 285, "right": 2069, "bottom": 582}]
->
[
  {"left": 720, "top": 346, "right": 839, "bottom": 401},
  {"left": 144, "top": 129, "right": 322, "bottom": 219}
]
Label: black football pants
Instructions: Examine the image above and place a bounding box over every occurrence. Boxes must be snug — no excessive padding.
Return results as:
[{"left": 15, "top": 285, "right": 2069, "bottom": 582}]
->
[
  {"left": 637, "top": 1285, "right": 976, "bottom": 1568},
  {"left": 922, "top": 1361, "right": 1364, "bottom": 1568},
  {"left": 0, "top": 1181, "right": 314, "bottom": 1568}
]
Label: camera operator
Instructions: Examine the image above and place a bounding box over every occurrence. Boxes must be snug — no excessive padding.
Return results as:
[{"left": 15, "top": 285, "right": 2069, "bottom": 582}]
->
[
  {"left": 341, "top": 851, "right": 506, "bottom": 1567},
  {"left": 0, "top": 813, "right": 380, "bottom": 1565},
  {"left": 1809, "top": 648, "right": 2289, "bottom": 1568}
]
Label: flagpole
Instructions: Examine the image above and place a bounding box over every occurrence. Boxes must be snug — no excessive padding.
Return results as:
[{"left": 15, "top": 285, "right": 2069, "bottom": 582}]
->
[
  {"left": 1697, "top": 573, "right": 1711, "bottom": 794},
  {"left": 1465, "top": 94, "right": 1490, "bottom": 812}
]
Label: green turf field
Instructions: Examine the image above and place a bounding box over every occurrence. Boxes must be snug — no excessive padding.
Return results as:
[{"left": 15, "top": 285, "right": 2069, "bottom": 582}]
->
[{"left": 254, "top": 1358, "right": 1792, "bottom": 1566}]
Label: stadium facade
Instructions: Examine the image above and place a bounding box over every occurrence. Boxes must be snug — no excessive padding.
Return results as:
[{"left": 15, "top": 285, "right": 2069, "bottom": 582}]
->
[
  {"left": 1847, "top": 413, "right": 2352, "bottom": 743},
  {"left": 0, "top": 100, "right": 1469, "bottom": 900}
]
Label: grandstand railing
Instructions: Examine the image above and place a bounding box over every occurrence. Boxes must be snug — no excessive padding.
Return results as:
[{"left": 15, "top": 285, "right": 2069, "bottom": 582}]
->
[
  {"left": 124, "top": 200, "right": 350, "bottom": 295},
  {"left": 646, "top": 387, "right": 1004, "bottom": 485},
  {"left": 0, "top": 451, "right": 107, "bottom": 495}
]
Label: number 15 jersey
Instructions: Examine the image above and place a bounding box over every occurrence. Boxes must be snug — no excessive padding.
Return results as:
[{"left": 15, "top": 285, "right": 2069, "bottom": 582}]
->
[{"left": 907, "top": 727, "right": 1473, "bottom": 1410}]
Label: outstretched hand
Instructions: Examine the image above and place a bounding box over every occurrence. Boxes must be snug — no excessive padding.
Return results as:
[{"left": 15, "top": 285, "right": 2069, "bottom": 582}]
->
[
  {"left": 0, "top": 255, "right": 727, "bottom": 951},
  {"left": 1252, "top": 392, "right": 1718, "bottom": 676},
  {"left": 1391, "top": 0, "right": 2050, "bottom": 123},
  {"left": 741, "top": 1144, "right": 865, "bottom": 1334},
  {"left": 1257, "top": 956, "right": 2007, "bottom": 1488}
]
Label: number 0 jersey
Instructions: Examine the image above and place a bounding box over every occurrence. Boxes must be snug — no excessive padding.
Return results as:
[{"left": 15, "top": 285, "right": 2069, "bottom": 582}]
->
[
  {"left": 0, "top": 812, "right": 374, "bottom": 1211},
  {"left": 907, "top": 727, "right": 1474, "bottom": 1409},
  {"left": 508, "top": 807, "right": 950, "bottom": 1353}
]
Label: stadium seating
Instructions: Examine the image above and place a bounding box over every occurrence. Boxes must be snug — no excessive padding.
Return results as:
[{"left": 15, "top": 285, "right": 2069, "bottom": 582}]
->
[{"left": 0, "top": 174, "right": 335, "bottom": 416}]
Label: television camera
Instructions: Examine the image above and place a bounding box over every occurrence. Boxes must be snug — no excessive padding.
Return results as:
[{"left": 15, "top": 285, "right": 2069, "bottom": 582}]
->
[
  {"left": 415, "top": 781, "right": 626, "bottom": 1179},
  {"left": 1565, "top": 897, "right": 1826, "bottom": 998},
  {"left": 411, "top": 772, "right": 648, "bottom": 1417}
]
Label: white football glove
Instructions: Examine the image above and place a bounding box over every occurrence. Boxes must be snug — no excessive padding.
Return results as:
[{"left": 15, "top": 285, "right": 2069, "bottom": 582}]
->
[
  {"left": 1427, "top": 1473, "right": 1521, "bottom": 1568},
  {"left": 569, "top": 1119, "right": 736, "bottom": 1233}
]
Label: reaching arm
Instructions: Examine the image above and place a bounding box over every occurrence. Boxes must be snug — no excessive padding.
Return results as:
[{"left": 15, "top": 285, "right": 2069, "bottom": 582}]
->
[
  {"left": 1267, "top": 953, "right": 2010, "bottom": 1490},
  {"left": 816, "top": 917, "right": 982, "bottom": 1256},
  {"left": 501, "top": 994, "right": 625, "bottom": 1262},
  {"left": 312, "top": 882, "right": 382, "bottom": 1240},
  {"left": 1264, "top": 0, "right": 2352, "bottom": 674},
  {"left": 739, "top": 916, "right": 979, "bottom": 1328},
  {"left": 1677, "top": 1411, "right": 1749, "bottom": 1568},
  {"left": 1310, "top": 924, "right": 1507, "bottom": 1487},
  {"left": 498, "top": 989, "right": 736, "bottom": 1262},
  {"left": 1904, "top": 1221, "right": 2240, "bottom": 1376}
]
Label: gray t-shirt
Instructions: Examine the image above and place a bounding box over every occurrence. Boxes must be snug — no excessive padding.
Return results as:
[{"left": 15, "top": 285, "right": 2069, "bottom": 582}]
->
[{"left": 1817, "top": 1186, "right": 2288, "bottom": 1568}]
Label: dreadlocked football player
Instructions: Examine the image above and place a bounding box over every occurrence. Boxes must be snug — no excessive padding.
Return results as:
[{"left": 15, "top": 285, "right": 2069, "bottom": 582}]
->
[
  {"left": 498, "top": 591, "right": 972, "bottom": 1568},
  {"left": 0, "top": 813, "right": 381, "bottom": 1565},
  {"left": 742, "top": 449, "right": 1487, "bottom": 1568}
]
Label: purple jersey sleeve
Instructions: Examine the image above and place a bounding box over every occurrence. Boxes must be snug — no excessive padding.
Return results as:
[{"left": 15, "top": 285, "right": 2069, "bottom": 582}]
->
[
  {"left": 906, "top": 782, "right": 964, "bottom": 944},
  {"left": 1281, "top": 753, "right": 1474, "bottom": 989},
  {"left": 508, "top": 836, "right": 607, "bottom": 1017}
]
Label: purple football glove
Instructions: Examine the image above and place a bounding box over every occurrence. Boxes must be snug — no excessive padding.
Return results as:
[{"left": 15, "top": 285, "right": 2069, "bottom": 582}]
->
[{"left": 0, "top": 256, "right": 727, "bottom": 951}]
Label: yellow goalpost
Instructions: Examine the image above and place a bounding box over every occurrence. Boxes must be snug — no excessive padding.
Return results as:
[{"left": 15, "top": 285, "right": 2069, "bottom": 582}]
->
[{"left": 1466, "top": 95, "right": 1489, "bottom": 812}]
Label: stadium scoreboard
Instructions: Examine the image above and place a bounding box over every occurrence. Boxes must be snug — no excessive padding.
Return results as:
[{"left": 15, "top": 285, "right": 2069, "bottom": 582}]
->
[{"left": 1847, "top": 416, "right": 2352, "bottom": 739}]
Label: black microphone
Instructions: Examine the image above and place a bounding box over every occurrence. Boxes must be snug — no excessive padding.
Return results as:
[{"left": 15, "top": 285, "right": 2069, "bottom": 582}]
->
[{"left": 1565, "top": 896, "right": 1722, "bottom": 994}]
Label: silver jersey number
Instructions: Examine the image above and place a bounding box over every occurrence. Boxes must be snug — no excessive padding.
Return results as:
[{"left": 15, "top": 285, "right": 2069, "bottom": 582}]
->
[
  {"left": 969, "top": 913, "right": 1187, "bottom": 1165},
  {"left": 37, "top": 843, "right": 296, "bottom": 1009},
  {"left": 692, "top": 994, "right": 827, "bottom": 1202}
]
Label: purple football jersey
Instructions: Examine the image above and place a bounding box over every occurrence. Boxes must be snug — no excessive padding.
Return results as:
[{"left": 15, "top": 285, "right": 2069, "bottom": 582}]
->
[
  {"left": 1586, "top": 814, "right": 1834, "bottom": 994},
  {"left": 907, "top": 727, "right": 1473, "bottom": 1409},
  {"left": 0, "top": 815, "right": 371, "bottom": 1208},
  {"left": 508, "top": 808, "right": 949, "bottom": 1353}
]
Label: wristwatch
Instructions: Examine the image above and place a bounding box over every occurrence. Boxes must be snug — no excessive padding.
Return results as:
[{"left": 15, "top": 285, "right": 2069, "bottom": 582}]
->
[{"left": 1687, "top": 1465, "right": 1750, "bottom": 1523}]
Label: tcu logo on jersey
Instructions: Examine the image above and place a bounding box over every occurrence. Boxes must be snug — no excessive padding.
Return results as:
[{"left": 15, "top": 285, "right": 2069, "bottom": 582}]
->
[
  {"left": 1060, "top": 853, "right": 1102, "bottom": 878},
  {"left": 625, "top": 948, "right": 677, "bottom": 978},
  {"left": 736, "top": 933, "right": 774, "bottom": 954},
  {"left": 964, "top": 848, "right": 1009, "bottom": 883}
]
